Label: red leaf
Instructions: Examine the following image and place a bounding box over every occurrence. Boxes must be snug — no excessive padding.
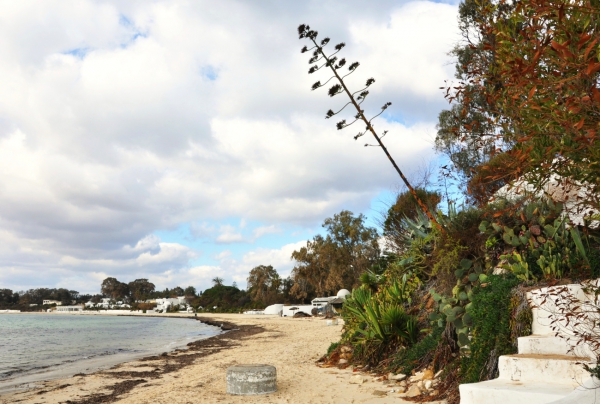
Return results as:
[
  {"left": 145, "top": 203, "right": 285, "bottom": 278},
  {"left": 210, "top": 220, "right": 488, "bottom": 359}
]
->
[
  {"left": 578, "top": 34, "right": 592, "bottom": 49},
  {"left": 586, "top": 62, "right": 600, "bottom": 76},
  {"left": 584, "top": 38, "right": 598, "bottom": 60},
  {"left": 593, "top": 87, "right": 600, "bottom": 104}
]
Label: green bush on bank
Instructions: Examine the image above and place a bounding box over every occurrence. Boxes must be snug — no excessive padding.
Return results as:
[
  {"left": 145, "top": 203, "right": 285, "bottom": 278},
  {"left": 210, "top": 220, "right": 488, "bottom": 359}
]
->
[
  {"left": 460, "top": 275, "right": 521, "bottom": 383},
  {"left": 387, "top": 323, "right": 444, "bottom": 375},
  {"left": 331, "top": 194, "right": 600, "bottom": 404}
]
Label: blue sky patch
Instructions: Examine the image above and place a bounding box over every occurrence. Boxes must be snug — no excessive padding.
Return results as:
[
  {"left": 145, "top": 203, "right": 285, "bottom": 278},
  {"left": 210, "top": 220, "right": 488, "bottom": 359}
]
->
[
  {"left": 64, "top": 47, "right": 89, "bottom": 58},
  {"left": 201, "top": 65, "right": 219, "bottom": 81}
]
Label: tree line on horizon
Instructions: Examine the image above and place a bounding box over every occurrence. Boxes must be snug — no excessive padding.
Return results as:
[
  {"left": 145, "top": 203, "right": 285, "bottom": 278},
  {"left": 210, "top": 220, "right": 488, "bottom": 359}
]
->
[{"left": 1, "top": 199, "right": 433, "bottom": 312}]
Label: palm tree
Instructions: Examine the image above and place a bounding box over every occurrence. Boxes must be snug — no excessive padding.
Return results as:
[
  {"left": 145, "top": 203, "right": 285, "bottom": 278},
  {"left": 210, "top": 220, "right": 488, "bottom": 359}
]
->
[{"left": 212, "top": 277, "right": 224, "bottom": 287}]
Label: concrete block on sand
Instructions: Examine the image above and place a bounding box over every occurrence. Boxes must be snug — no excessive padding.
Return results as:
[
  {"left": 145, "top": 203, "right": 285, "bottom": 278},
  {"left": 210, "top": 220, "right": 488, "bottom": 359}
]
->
[{"left": 226, "top": 364, "right": 277, "bottom": 395}]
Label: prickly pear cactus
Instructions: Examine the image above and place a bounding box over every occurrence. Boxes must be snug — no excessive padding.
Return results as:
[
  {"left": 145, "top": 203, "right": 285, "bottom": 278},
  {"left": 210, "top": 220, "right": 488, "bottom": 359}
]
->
[
  {"left": 479, "top": 201, "right": 588, "bottom": 281},
  {"left": 430, "top": 258, "right": 488, "bottom": 348}
]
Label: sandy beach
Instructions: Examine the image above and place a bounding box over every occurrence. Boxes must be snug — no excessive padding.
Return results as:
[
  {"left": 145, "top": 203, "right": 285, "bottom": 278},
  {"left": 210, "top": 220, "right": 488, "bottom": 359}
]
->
[{"left": 0, "top": 313, "right": 446, "bottom": 404}]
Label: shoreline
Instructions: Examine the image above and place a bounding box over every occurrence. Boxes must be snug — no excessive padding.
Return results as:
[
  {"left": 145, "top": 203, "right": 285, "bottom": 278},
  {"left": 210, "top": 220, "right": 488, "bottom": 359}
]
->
[
  {"left": 1, "top": 313, "right": 446, "bottom": 404},
  {"left": 0, "top": 312, "right": 224, "bottom": 397},
  {"left": 0, "top": 314, "right": 270, "bottom": 404}
]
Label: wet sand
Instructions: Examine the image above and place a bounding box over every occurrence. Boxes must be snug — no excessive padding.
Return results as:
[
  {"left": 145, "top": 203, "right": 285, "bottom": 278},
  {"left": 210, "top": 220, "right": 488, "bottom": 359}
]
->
[{"left": 0, "top": 313, "right": 445, "bottom": 404}]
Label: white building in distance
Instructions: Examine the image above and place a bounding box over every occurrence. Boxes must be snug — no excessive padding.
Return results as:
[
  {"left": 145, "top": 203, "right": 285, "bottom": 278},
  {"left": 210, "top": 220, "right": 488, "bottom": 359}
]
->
[
  {"left": 56, "top": 305, "right": 84, "bottom": 312},
  {"left": 155, "top": 296, "right": 189, "bottom": 312}
]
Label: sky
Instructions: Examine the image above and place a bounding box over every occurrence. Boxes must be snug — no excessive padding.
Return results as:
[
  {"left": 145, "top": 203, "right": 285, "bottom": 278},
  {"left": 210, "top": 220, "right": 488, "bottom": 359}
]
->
[{"left": 0, "top": 0, "right": 461, "bottom": 295}]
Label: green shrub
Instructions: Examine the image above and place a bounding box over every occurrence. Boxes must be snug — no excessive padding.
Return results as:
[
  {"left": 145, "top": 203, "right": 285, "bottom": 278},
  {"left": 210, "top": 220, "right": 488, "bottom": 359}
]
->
[
  {"left": 387, "top": 324, "right": 444, "bottom": 375},
  {"left": 327, "top": 342, "right": 340, "bottom": 356},
  {"left": 460, "top": 275, "right": 520, "bottom": 383},
  {"left": 480, "top": 200, "right": 590, "bottom": 281}
]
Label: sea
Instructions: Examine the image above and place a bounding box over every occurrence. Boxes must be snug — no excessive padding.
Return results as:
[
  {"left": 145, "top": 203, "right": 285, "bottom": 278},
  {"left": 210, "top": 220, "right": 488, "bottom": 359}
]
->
[{"left": 0, "top": 313, "right": 221, "bottom": 394}]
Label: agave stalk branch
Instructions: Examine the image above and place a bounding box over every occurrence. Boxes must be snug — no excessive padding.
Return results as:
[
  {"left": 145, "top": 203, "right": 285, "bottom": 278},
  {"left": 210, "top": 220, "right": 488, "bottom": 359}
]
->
[{"left": 305, "top": 33, "right": 442, "bottom": 231}]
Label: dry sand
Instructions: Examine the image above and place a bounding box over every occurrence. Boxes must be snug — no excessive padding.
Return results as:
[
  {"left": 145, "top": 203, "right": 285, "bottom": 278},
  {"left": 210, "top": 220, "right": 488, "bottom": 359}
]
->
[{"left": 0, "top": 313, "right": 445, "bottom": 404}]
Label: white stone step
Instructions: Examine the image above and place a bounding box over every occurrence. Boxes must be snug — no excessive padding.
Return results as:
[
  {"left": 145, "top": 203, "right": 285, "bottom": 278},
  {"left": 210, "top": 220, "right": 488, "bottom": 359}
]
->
[
  {"left": 547, "top": 377, "right": 600, "bottom": 404},
  {"left": 498, "top": 354, "right": 591, "bottom": 386},
  {"left": 459, "top": 379, "right": 576, "bottom": 404},
  {"left": 518, "top": 335, "right": 574, "bottom": 356},
  {"left": 518, "top": 335, "right": 595, "bottom": 358}
]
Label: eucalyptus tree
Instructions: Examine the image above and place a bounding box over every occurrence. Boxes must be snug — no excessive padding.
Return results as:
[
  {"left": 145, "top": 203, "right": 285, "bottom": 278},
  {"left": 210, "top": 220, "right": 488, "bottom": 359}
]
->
[
  {"left": 128, "top": 278, "right": 155, "bottom": 302},
  {"left": 291, "top": 210, "right": 380, "bottom": 300},
  {"left": 101, "top": 277, "right": 129, "bottom": 301},
  {"left": 247, "top": 265, "right": 282, "bottom": 306}
]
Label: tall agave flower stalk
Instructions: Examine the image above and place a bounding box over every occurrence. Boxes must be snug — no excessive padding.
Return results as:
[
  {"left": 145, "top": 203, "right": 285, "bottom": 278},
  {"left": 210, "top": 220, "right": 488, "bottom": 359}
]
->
[{"left": 297, "top": 24, "right": 443, "bottom": 232}]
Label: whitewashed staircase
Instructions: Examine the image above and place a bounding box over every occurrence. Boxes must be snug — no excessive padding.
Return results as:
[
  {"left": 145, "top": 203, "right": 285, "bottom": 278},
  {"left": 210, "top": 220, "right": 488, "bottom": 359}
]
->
[{"left": 459, "top": 285, "right": 594, "bottom": 404}]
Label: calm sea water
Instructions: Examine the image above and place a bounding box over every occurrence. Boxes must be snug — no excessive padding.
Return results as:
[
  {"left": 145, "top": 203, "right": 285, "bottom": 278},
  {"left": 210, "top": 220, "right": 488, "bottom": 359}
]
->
[{"left": 0, "top": 314, "right": 221, "bottom": 393}]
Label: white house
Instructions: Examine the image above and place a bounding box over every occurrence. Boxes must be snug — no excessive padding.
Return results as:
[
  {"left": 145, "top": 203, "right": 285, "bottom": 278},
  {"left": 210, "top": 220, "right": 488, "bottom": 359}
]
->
[
  {"left": 155, "top": 296, "right": 188, "bottom": 312},
  {"left": 85, "top": 298, "right": 111, "bottom": 309},
  {"left": 43, "top": 299, "right": 62, "bottom": 306},
  {"left": 56, "top": 305, "right": 84, "bottom": 312},
  {"left": 84, "top": 298, "right": 130, "bottom": 310}
]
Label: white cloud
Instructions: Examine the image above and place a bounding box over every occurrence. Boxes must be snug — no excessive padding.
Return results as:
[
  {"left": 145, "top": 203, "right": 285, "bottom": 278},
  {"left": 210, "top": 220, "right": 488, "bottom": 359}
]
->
[
  {"left": 225, "top": 241, "right": 308, "bottom": 286},
  {"left": 215, "top": 225, "right": 245, "bottom": 244},
  {"left": 213, "top": 250, "right": 232, "bottom": 260},
  {"left": 252, "top": 225, "right": 280, "bottom": 239},
  {"left": 0, "top": 0, "right": 459, "bottom": 293}
]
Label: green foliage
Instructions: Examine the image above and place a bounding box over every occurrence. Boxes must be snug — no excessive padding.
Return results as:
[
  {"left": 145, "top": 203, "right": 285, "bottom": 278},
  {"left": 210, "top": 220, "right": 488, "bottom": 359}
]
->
[
  {"left": 432, "top": 236, "right": 467, "bottom": 278},
  {"left": 290, "top": 210, "right": 380, "bottom": 302},
  {"left": 359, "top": 271, "right": 380, "bottom": 291},
  {"left": 0, "top": 287, "right": 80, "bottom": 311},
  {"left": 128, "top": 278, "right": 155, "bottom": 302},
  {"left": 435, "top": 0, "right": 512, "bottom": 201},
  {"left": 384, "top": 189, "right": 442, "bottom": 252},
  {"left": 342, "top": 277, "right": 420, "bottom": 351},
  {"left": 430, "top": 259, "right": 488, "bottom": 348},
  {"left": 587, "top": 247, "right": 600, "bottom": 278},
  {"left": 101, "top": 277, "right": 129, "bottom": 301},
  {"left": 460, "top": 275, "right": 520, "bottom": 383},
  {"left": 195, "top": 285, "right": 251, "bottom": 312},
  {"left": 327, "top": 342, "right": 340, "bottom": 356},
  {"left": 509, "top": 286, "right": 533, "bottom": 346},
  {"left": 480, "top": 200, "right": 590, "bottom": 280},
  {"left": 247, "top": 265, "right": 283, "bottom": 306},
  {"left": 387, "top": 324, "right": 444, "bottom": 375},
  {"left": 437, "top": 0, "right": 600, "bottom": 211},
  {"left": 183, "top": 286, "right": 197, "bottom": 297}
]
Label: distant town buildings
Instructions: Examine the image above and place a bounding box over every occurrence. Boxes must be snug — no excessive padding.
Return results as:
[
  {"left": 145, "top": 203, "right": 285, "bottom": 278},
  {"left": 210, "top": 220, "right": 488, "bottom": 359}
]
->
[
  {"left": 81, "top": 296, "right": 192, "bottom": 313},
  {"left": 155, "top": 296, "right": 192, "bottom": 312},
  {"left": 84, "top": 298, "right": 130, "bottom": 310},
  {"left": 56, "top": 305, "right": 84, "bottom": 312},
  {"left": 42, "top": 299, "right": 77, "bottom": 306}
]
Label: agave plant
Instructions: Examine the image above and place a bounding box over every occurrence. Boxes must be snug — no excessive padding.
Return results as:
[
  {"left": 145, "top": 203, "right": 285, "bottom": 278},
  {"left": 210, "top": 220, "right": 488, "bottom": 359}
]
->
[
  {"left": 380, "top": 305, "right": 419, "bottom": 345},
  {"left": 359, "top": 271, "right": 380, "bottom": 292},
  {"left": 342, "top": 278, "right": 419, "bottom": 347}
]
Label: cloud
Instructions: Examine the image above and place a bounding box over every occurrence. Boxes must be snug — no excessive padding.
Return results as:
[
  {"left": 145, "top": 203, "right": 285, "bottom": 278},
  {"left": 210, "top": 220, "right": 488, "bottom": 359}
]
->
[
  {"left": 0, "top": 0, "right": 459, "bottom": 292},
  {"left": 189, "top": 222, "right": 216, "bottom": 239},
  {"left": 215, "top": 225, "right": 245, "bottom": 244},
  {"left": 229, "top": 241, "right": 308, "bottom": 285},
  {"left": 252, "top": 225, "right": 280, "bottom": 239}
]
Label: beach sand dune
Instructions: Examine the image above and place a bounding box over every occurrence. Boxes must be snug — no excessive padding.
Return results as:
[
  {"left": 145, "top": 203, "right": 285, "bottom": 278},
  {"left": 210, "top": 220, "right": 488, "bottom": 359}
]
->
[{"left": 1, "top": 314, "right": 444, "bottom": 404}]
